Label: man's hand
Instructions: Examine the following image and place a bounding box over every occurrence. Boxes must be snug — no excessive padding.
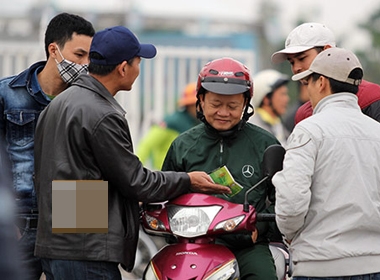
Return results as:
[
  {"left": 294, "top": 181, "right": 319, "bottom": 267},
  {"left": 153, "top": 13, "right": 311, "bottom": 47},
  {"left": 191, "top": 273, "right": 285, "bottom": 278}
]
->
[{"left": 188, "top": 171, "right": 231, "bottom": 194}]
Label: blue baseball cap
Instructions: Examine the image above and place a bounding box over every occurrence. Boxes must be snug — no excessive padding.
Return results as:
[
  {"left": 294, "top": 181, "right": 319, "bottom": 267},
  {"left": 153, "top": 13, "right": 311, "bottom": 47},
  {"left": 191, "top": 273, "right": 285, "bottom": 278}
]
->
[{"left": 90, "top": 26, "right": 157, "bottom": 65}]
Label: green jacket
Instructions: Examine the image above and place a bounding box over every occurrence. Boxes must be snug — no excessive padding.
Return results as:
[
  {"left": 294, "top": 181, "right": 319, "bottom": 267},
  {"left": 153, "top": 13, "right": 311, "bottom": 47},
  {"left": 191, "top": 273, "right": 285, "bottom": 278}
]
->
[
  {"left": 137, "top": 109, "right": 199, "bottom": 170},
  {"left": 162, "top": 122, "right": 280, "bottom": 248}
]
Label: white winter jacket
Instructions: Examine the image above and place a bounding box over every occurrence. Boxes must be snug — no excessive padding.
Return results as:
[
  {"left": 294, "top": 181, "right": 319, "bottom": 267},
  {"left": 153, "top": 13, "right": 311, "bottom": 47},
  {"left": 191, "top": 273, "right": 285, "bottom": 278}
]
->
[{"left": 273, "top": 93, "right": 380, "bottom": 277}]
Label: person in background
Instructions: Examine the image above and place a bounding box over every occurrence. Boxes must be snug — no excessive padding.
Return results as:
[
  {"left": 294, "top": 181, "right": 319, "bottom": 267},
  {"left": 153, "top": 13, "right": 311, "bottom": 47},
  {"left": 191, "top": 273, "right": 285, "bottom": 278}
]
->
[
  {"left": 137, "top": 82, "right": 199, "bottom": 170},
  {"left": 271, "top": 22, "right": 380, "bottom": 125},
  {"left": 273, "top": 47, "right": 380, "bottom": 280},
  {"left": 283, "top": 82, "right": 308, "bottom": 132},
  {"left": 249, "top": 69, "right": 290, "bottom": 146},
  {"left": 0, "top": 13, "right": 95, "bottom": 280},
  {"left": 34, "top": 26, "right": 230, "bottom": 279},
  {"left": 162, "top": 57, "right": 281, "bottom": 280}
]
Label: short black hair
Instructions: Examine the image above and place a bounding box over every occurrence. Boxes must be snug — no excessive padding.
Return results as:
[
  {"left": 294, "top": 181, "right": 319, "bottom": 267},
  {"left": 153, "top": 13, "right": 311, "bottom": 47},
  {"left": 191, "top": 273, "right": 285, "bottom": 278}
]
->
[
  {"left": 310, "top": 68, "right": 363, "bottom": 94},
  {"left": 329, "top": 68, "right": 363, "bottom": 94},
  {"left": 44, "top": 13, "right": 95, "bottom": 58},
  {"left": 88, "top": 54, "right": 135, "bottom": 76}
]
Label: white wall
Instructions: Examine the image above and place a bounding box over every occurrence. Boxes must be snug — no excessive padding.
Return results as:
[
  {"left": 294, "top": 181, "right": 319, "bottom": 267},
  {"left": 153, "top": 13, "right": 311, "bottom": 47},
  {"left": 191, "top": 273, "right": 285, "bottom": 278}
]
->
[{"left": 0, "top": 42, "right": 255, "bottom": 146}]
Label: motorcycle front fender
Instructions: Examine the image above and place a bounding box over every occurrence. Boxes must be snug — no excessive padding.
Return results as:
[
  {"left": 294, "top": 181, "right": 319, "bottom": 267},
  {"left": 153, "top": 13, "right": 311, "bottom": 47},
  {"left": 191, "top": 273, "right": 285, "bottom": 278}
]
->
[{"left": 144, "top": 242, "right": 238, "bottom": 279}]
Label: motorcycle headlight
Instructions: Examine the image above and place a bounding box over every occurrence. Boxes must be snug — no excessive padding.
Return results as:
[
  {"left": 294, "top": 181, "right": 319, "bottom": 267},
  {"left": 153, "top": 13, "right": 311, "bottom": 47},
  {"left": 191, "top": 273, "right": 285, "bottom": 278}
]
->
[
  {"left": 168, "top": 205, "right": 222, "bottom": 238},
  {"left": 204, "top": 259, "right": 240, "bottom": 280}
]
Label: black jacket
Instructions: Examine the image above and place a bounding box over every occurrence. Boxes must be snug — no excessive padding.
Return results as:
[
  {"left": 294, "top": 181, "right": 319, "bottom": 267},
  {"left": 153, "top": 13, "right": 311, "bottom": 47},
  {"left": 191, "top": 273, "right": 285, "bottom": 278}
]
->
[{"left": 34, "top": 74, "right": 190, "bottom": 271}]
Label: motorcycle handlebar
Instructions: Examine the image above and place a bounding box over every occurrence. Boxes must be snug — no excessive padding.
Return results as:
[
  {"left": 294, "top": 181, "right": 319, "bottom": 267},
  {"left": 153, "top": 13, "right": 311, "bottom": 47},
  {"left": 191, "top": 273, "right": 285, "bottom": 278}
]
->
[{"left": 256, "top": 213, "right": 276, "bottom": 222}]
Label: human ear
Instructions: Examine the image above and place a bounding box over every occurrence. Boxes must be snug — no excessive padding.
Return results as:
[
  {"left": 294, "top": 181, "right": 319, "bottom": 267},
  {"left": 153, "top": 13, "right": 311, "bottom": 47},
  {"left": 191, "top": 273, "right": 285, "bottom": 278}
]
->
[
  {"left": 118, "top": 61, "right": 128, "bottom": 77},
  {"left": 263, "top": 96, "right": 271, "bottom": 106},
  {"left": 199, "top": 94, "right": 206, "bottom": 110},
  {"left": 48, "top": 43, "right": 59, "bottom": 59},
  {"left": 319, "top": 76, "right": 330, "bottom": 94}
]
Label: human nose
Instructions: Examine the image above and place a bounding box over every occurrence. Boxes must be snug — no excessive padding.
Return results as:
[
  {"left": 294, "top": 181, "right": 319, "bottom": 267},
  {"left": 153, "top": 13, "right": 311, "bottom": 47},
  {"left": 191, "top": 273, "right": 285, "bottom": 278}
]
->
[
  {"left": 292, "top": 61, "right": 303, "bottom": 74},
  {"left": 216, "top": 106, "right": 229, "bottom": 116}
]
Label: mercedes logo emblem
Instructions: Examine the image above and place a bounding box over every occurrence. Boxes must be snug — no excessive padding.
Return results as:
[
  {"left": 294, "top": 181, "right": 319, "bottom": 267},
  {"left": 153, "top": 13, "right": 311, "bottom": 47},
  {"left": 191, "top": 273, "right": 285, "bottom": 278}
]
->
[{"left": 242, "top": 165, "right": 254, "bottom": 178}]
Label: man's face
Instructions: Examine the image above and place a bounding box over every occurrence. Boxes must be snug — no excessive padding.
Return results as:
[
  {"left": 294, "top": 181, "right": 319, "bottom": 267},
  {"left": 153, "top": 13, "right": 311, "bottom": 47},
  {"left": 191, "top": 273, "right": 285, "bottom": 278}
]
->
[
  {"left": 58, "top": 33, "right": 92, "bottom": 65},
  {"left": 300, "top": 75, "right": 325, "bottom": 109},
  {"left": 200, "top": 92, "right": 246, "bottom": 131},
  {"left": 286, "top": 48, "right": 320, "bottom": 75},
  {"left": 267, "top": 85, "right": 289, "bottom": 116},
  {"left": 123, "top": 57, "right": 141, "bottom": 91}
]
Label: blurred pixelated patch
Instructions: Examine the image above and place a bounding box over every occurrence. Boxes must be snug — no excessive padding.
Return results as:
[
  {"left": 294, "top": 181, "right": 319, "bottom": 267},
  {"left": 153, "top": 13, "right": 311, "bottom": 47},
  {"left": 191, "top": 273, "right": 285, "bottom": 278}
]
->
[{"left": 52, "top": 180, "right": 108, "bottom": 233}]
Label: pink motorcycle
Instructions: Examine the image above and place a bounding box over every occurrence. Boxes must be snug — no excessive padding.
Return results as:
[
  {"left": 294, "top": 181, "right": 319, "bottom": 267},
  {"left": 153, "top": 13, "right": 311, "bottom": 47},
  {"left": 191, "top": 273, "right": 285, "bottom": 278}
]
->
[{"left": 141, "top": 145, "right": 291, "bottom": 280}]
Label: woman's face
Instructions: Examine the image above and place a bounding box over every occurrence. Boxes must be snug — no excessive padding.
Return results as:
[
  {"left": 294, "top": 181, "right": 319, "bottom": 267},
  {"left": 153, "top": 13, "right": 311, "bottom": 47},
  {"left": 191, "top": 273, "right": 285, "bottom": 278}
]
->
[{"left": 269, "top": 85, "right": 289, "bottom": 116}]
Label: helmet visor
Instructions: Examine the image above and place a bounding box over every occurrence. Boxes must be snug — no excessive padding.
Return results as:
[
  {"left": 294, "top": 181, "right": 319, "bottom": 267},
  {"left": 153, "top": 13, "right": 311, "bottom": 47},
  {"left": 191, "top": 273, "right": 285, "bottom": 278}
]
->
[{"left": 201, "top": 77, "right": 250, "bottom": 95}]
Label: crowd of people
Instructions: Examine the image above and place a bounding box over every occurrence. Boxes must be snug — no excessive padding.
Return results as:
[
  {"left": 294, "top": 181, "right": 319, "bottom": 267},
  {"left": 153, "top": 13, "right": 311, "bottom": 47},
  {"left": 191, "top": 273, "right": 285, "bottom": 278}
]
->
[{"left": 1, "top": 10, "right": 380, "bottom": 280}]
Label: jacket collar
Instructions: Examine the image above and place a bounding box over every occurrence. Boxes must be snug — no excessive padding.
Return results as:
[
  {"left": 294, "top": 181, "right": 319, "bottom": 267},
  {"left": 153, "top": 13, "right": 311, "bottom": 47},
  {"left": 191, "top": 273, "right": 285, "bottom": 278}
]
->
[
  {"left": 203, "top": 120, "right": 244, "bottom": 144},
  {"left": 9, "top": 61, "right": 49, "bottom": 105},
  {"left": 72, "top": 74, "right": 126, "bottom": 116},
  {"left": 9, "top": 61, "right": 46, "bottom": 89},
  {"left": 313, "top": 92, "right": 359, "bottom": 115}
]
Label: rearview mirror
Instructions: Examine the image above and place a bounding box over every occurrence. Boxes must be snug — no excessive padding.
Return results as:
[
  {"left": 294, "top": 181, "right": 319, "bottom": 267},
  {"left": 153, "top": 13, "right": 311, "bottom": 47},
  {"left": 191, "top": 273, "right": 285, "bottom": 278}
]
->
[
  {"left": 263, "top": 144, "right": 285, "bottom": 178},
  {"left": 243, "top": 144, "right": 285, "bottom": 212}
]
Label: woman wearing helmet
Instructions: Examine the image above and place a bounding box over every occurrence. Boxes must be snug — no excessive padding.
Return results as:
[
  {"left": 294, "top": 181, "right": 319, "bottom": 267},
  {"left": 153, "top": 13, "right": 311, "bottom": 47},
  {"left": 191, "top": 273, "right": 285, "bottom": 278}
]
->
[
  {"left": 162, "top": 57, "right": 280, "bottom": 280},
  {"left": 249, "top": 69, "right": 290, "bottom": 146}
]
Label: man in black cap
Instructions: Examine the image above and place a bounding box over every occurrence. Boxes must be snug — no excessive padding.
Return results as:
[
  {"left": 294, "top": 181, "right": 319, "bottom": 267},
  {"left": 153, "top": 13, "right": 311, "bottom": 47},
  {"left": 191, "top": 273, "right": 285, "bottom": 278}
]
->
[{"left": 34, "top": 26, "right": 230, "bottom": 279}]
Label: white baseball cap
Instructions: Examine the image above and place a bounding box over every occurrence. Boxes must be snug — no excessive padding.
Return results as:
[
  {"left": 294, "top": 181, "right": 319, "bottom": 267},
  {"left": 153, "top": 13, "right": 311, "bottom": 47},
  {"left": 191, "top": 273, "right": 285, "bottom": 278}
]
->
[
  {"left": 271, "top": 22, "right": 336, "bottom": 64},
  {"left": 292, "top": 48, "right": 363, "bottom": 86}
]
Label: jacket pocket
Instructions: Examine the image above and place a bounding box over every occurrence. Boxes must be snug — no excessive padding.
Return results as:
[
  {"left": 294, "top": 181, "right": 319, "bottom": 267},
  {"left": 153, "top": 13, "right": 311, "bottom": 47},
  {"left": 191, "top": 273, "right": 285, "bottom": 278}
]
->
[{"left": 6, "top": 111, "right": 37, "bottom": 147}]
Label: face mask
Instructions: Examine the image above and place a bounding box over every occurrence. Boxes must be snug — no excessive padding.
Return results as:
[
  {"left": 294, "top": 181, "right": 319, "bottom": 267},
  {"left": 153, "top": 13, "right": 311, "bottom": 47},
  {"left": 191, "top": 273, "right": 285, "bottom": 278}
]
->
[{"left": 55, "top": 46, "right": 88, "bottom": 84}]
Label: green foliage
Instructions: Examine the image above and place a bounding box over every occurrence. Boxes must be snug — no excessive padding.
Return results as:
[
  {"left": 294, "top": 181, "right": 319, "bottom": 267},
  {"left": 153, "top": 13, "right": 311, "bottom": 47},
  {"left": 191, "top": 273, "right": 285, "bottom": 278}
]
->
[{"left": 356, "top": 7, "right": 380, "bottom": 84}]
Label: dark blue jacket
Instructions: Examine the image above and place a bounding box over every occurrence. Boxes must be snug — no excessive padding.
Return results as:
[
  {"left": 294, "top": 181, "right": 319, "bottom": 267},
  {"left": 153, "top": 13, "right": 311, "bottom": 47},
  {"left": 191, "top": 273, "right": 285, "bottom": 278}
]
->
[{"left": 0, "top": 61, "right": 48, "bottom": 213}]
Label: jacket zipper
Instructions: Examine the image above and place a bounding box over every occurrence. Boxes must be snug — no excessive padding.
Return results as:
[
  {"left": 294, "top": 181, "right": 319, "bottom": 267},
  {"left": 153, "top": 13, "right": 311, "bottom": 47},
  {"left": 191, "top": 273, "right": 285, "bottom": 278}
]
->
[{"left": 219, "top": 139, "right": 223, "bottom": 166}]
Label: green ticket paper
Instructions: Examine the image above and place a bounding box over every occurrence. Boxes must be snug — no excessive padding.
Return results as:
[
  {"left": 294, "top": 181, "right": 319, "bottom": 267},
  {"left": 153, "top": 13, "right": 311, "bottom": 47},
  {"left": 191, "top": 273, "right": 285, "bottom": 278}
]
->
[{"left": 209, "top": 165, "right": 243, "bottom": 197}]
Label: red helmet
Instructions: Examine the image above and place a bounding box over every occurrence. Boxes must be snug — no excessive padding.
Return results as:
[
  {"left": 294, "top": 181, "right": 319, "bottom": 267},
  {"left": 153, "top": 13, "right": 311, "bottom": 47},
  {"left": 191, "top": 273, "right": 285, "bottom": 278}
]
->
[{"left": 196, "top": 57, "right": 253, "bottom": 99}]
